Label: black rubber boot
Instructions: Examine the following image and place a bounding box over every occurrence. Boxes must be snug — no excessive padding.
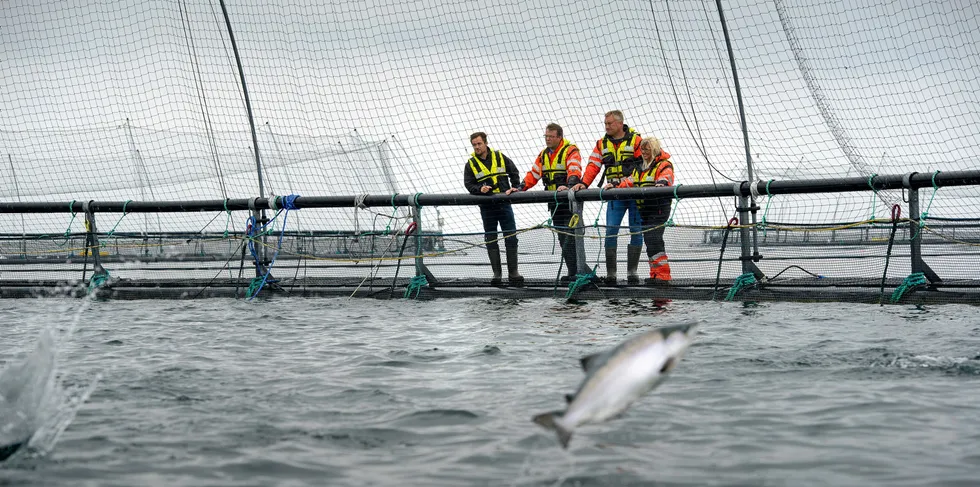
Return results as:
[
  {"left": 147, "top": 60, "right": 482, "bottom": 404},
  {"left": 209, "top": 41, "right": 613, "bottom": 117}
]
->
[
  {"left": 626, "top": 244, "right": 642, "bottom": 285},
  {"left": 561, "top": 236, "right": 577, "bottom": 281},
  {"left": 604, "top": 246, "right": 618, "bottom": 286},
  {"left": 506, "top": 246, "right": 524, "bottom": 287},
  {"left": 487, "top": 243, "right": 503, "bottom": 286}
]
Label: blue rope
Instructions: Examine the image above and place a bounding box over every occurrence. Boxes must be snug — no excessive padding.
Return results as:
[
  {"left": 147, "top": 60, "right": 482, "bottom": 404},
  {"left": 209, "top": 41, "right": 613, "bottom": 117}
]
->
[
  {"left": 280, "top": 194, "right": 300, "bottom": 210},
  {"left": 247, "top": 194, "right": 301, "bottom": 300}
]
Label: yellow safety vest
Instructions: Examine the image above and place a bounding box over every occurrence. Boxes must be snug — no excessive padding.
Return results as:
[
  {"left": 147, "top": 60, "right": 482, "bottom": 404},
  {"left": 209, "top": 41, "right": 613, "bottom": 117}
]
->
[
  {"left": 601, "top": 128, "right": 640, "bottom": 181},
  {"left": 633, "top": 158, "right": 674, "bottom": 209},
  {"left": 538, "top": 139, "right": 576, "bottom": 191},
  {"left": 468, "top": 149, "right": 508, "bottom": 193}
]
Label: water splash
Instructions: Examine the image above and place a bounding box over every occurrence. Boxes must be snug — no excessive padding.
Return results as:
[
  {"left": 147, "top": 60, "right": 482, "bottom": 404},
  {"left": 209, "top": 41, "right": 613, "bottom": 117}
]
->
[
  {"left": 1, "top": 329, "right": 57, "bottom": 461},
  {"left": 1, "top": 297, "right": 101, "bottom": 464},
  {"left": 871, "top": 353, "right": 980, "bottom": 375}
]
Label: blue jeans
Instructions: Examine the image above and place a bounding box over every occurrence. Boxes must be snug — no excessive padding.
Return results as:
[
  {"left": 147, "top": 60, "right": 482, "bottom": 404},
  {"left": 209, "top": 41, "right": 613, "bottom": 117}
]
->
[
  {"left": 480, "top": 203, "right": 518, "bottom": 249},
  {"left": 605, "top": 199, "right": 643, "bottom": 248}
]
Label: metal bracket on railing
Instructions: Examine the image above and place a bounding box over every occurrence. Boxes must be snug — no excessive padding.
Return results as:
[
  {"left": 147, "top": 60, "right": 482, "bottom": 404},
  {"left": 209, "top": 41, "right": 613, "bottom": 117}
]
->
[
  {"left": 564, "top": 188, "right": 589, "bottom": 275},
  {"left": 904, "top": 173, "right": 941, "bottom": 285},
  {"left": 901, "top": 171, "right": 917, "bottom": 203},
  {"left": 248, "top": 197, "right": 270, "bottom": 276},
  {"left": 82, "top": 200, "right": 108, "bottom": 286}
]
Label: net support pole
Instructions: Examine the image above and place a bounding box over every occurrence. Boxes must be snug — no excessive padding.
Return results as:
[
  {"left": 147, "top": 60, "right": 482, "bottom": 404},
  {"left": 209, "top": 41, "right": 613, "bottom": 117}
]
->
[
  {"left": 904, "top": 177, "right": 942, "bottom": 284},
  {"left": 82, "top": 201, "right": 107, "bottom": 283},
  {"left": 412, "top": 210, "right": 438, "bottom": 285},
  {"left": 219, "top": 0, "right": 269, "bottom": 269},
  {"left": 571, "top": 193, "right": 588, "bottom": 275},
  {"left": 737, "top": 192, "right": 764, "bottom": 279},
  {"left": 8, "top": 154, "right": 26, "bottom": 256},
  {"left": 716, "top": 0, "right": 761, "bottom": 264},
  {"left": 218, "top": 0, "right": 264, "bottom": 200},
  {"left": 248, "top": 197, "right": 267, "bottom": 278}
]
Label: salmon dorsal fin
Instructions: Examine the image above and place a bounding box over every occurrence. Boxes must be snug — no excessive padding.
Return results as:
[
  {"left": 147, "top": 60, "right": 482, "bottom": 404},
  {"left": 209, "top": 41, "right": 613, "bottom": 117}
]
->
[{"left": 579, "top": 352, "right": 605, "bottom": 372}]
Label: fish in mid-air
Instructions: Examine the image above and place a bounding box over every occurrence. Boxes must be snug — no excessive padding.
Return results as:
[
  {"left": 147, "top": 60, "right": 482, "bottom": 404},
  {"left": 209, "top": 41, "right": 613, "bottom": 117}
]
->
[{"left": 532, "top": 322, "right": 699, "bottom": 449}]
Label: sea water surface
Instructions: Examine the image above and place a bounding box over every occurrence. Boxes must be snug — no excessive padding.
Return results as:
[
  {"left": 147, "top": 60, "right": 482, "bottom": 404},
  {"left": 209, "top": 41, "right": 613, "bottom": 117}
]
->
[{"left": 1, "top": 297, "right": 979, "bottom": 486}]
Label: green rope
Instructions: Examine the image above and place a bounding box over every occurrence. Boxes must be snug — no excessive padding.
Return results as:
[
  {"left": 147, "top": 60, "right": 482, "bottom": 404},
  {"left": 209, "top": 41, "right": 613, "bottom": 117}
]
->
[
  {"left": 105, "top": 200, "right": 132, "bottom": 238},
  {"left": 548, "top": 190, "right": 562, "bottom": 254},
  {"left": 223, "top": 199, "right": 233, "bottom": 238},
  {"left": 592, "top": 188, "right": 607, "bottom": 268},
  {"left": 665, "top": 184, "right": 682, "bottom": 227},
  {"left": 725, "top": 272, "right": 757, "bottom": 301},
  {"left": 890, "top": 272, "right": 927, "bottom": 303},
  {"left": 759, "top": 180, "right": 774, "bottom": 237},
  {"left": 593, "top": 188, "right": 606, "bottom": 228},
  {"left": 88, "top": 270, "right": 111, "bottom": 292},
  {"left": 246, "top": 276, "right": 265, "bottom": 299},
  {"left": 404, "top": 275, "right": 428, "bottom": 299},
  {"left": 64, "top": 200, "right": 78, "bottom": 241},
  {"left": 912, "top": 170, "right": 941, "bottom": 241},
  {"left": 867, "top": 174, "right": 879, "bottom": 225},
  {"left": 565, "top": 271, "right": 597, "bottom": 299},
  {"left": 383, "top": 193, "right": 399, "bottom": 235}
]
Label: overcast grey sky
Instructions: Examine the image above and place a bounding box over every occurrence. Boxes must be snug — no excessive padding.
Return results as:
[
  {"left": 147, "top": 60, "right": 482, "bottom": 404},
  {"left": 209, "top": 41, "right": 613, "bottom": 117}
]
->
[{"left": 1, "top": 0, "right": 977, "bottom": 234}]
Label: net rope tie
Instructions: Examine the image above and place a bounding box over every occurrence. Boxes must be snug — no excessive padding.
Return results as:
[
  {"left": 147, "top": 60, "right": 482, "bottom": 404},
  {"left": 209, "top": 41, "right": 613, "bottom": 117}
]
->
[
  {"left": 891, "top": 272, "right": 927, "bottom": 303},
  {"left": 725, "top": 272, "right": 757, "bottom": 301}
]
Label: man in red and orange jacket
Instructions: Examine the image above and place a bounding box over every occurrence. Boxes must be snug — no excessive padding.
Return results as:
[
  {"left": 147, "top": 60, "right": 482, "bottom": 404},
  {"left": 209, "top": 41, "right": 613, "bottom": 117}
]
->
[
  {"left": 571, "top": 110, "right": 644, "bottom": 285},
  {"left": 605, "top": 136, "right": 674, "bottom": 282},
  {"left": 518, "top": 123, "right": 583, "bottom": 282}
]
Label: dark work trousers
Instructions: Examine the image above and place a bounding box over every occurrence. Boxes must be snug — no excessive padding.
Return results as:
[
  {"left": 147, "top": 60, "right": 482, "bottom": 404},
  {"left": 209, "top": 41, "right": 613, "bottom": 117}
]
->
[
  {"left": 480, "top": 203, "right": 518, "bottom": 250},
  {"left": 548, "top": 201, "right": 578, "bottom": 276},
  {"left": 639, "top": 207, "right": 669, "bottom": 258}
]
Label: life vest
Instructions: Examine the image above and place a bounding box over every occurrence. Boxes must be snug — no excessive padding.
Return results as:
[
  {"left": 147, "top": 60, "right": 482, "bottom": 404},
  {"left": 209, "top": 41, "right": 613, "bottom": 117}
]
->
[
  {"left": 468, "top": 149, "right": 508, "bottom": 193},
  {"left": 634, "top": 156, "right": 674, "bottom": 211},
  {"left": 538, "top": 139, "right": 576, "bottom": 191},
  {"left": 600, "top": 128, "right": 640, "bottom": 181}
]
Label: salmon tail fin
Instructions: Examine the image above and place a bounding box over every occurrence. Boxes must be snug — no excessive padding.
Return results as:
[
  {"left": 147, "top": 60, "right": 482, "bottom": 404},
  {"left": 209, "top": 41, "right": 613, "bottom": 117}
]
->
[{"left": 532, "top": 411, "right": 573, "bottom": 449}]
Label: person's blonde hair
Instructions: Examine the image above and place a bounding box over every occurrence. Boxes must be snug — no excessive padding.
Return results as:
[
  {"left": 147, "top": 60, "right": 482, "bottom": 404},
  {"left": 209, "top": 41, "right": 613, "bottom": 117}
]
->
[{"left": 639, "top": 137, "right": 662, "bottom": 160}]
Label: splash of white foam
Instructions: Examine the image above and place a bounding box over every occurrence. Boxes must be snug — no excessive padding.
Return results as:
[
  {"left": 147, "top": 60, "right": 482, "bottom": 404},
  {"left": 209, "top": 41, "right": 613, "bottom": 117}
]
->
[{"left": 1, "top": 296, "right": 100, "bottom": 462}]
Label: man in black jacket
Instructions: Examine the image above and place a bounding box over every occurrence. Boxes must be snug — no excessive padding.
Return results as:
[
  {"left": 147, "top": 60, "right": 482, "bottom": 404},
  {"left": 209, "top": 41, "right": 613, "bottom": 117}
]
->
[{"left": 463, "top": 132, "right": 524, "bottom": 286}]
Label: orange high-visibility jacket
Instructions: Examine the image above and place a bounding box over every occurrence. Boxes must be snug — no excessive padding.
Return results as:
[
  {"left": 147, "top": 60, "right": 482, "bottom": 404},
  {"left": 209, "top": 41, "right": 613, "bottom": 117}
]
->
[
  {"left": 618, "top": 150, "right": 675, "bottom": 212},
  {"left": 582, "top": 127, "right": 641, "bottom": 186},
  {"left": 522, "top": 139, "right": 583, "bottom": 191}
]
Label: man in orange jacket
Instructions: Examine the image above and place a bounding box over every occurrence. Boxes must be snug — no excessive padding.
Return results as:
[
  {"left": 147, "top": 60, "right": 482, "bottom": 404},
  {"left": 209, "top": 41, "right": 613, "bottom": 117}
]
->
[
  {"left": 571, "top": 110, "right": 644, "bottom": 285},
  {"left": 604, "top": 136, "right": 674, "bottom": 282},
  {"left": 518, "top": 123, "right": 583, "bottom": 282}
]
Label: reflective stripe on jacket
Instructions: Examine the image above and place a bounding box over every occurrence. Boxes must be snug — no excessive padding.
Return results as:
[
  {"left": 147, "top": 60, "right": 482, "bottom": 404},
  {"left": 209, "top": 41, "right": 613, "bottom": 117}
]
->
[
  {"left": 468, "top": 149, "right": 508, "bottom": 193},
  {"left": 599, "top": 128, "right": 641, "bottom": 181}
]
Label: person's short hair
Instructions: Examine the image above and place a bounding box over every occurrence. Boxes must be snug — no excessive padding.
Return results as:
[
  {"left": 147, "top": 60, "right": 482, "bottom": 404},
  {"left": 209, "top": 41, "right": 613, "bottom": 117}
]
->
[
  {"left": 470, "top": 132, "right": 487, "bottom": 144},
  {"left": 604, "top": 110, "right": 624, "bottom": 122},
  {"left": 545, "top": 123, "right": 563, "bottom": 138},
  {"left": 640, "top": 136, "right": 662, "bottom": 154}
]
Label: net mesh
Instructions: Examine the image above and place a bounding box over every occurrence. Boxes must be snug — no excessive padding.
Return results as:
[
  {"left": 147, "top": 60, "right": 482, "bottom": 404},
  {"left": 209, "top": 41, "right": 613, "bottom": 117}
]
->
[{"left": 1, "top": 0, "right": 978, "bottom": 301}]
